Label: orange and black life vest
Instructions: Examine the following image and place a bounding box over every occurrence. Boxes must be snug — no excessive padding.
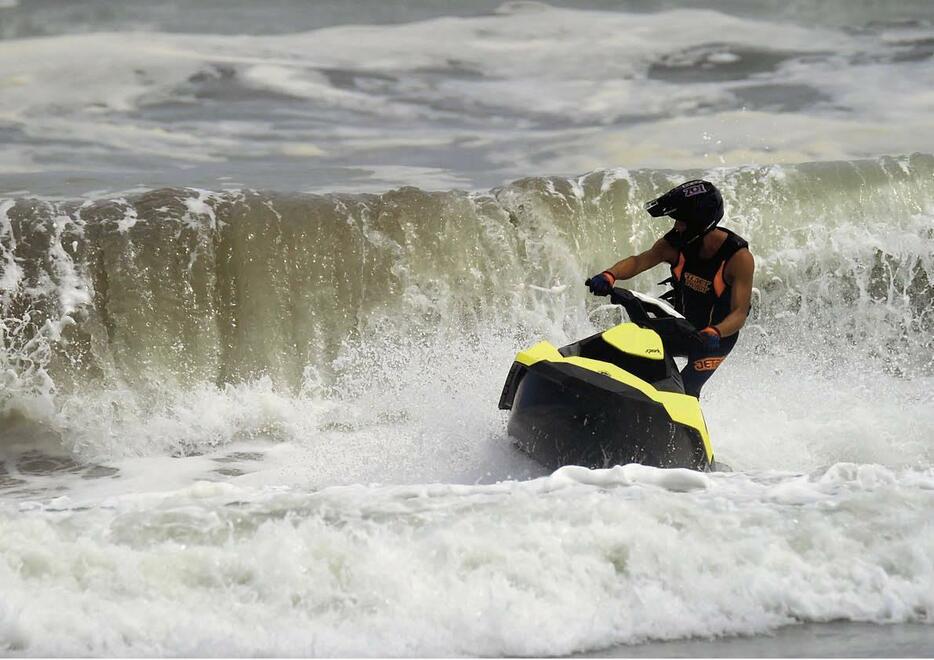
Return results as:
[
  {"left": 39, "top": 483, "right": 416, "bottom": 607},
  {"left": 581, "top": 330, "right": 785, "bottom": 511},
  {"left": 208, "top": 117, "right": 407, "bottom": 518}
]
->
[{"left": 661, "top": 228, "right": 749, "bottom": 328}]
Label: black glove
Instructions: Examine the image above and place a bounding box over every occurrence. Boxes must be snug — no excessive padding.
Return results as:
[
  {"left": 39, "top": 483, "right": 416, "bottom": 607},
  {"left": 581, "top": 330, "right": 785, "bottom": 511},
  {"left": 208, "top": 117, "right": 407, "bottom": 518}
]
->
[
  {"left": 587, "top": 271, "right": 616, "bottom": 295},
  {"left": 696, "top": 326, "right": 721, "bottom": 351}
]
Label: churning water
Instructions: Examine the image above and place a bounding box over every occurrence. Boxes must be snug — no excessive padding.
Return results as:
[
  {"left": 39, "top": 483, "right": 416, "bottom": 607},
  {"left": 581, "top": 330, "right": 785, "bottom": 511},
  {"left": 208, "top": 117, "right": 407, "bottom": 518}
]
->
[{"left": 1, "top": 1, "right": 933, "bottom": 656}]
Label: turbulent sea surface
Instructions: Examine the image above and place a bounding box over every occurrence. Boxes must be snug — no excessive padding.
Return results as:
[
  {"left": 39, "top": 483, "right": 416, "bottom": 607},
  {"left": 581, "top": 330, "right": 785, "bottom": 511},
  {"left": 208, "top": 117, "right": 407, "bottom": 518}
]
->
[{"left": 1, "top": 1, "right": 933, "bottom": 657}]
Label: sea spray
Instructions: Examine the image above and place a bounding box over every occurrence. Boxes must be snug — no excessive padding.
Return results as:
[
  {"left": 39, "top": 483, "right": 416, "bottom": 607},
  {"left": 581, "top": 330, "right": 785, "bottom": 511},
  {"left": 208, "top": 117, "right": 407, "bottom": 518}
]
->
[{"left": 2, "top": 155, "right": 933, "bottom": 463}]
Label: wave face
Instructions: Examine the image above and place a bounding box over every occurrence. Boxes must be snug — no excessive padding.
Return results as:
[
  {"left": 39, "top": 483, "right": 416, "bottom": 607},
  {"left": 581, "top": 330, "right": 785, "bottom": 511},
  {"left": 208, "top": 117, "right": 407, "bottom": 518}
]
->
[{"left": 2, "top": 154, "right": 933, "bottom": 467}]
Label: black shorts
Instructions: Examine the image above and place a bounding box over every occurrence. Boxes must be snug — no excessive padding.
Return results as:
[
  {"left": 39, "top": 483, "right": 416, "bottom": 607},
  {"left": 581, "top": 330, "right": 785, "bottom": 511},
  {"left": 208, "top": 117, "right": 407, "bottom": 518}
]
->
[{"left": 681, "top": 332, "right": 738, "bottom": 398}]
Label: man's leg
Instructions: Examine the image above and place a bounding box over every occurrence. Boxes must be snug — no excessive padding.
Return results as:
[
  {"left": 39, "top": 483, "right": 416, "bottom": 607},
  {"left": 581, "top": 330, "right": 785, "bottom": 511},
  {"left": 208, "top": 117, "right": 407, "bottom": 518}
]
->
[{"left": 681, "top": 333, "right": 738, "bottom": 398}]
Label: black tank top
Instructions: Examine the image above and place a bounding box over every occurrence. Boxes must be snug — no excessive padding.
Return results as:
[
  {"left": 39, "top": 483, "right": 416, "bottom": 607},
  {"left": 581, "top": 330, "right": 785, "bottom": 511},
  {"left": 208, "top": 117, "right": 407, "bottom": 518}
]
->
[{"left": 662, "top": 228, "right": 749, "bottom": 328}]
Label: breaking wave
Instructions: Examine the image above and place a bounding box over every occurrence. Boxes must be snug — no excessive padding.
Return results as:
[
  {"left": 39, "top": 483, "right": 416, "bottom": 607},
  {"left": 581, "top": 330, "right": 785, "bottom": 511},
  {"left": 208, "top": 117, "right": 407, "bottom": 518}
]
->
[{"left": 2, "top": 154, "right": 933, "bottom": 464}]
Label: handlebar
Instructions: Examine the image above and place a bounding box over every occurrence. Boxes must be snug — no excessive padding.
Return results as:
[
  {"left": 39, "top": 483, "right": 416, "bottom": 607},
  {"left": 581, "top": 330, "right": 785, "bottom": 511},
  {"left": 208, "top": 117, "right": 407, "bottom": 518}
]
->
[{"left": 585, "top": 281, "right": 701, "bottom": 356}]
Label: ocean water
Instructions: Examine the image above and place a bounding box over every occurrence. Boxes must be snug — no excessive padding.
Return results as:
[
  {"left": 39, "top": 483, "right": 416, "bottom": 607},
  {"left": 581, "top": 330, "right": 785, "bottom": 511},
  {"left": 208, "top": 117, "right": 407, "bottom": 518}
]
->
[{"left": 1, "top": 1, "right": 933, "bottom": 657}]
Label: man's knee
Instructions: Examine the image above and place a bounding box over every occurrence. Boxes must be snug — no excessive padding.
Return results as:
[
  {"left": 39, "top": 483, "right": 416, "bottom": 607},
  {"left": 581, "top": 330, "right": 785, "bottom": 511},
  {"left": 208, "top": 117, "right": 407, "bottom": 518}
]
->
[
  {"left": 682, "top": 333, "right": 737, "bottom": 398},
  {"left": 682, "top": 355, "right": 727, "bottom": 397},
  {"left": 691, "top": 356, "right": 726, "bottom": 372}
]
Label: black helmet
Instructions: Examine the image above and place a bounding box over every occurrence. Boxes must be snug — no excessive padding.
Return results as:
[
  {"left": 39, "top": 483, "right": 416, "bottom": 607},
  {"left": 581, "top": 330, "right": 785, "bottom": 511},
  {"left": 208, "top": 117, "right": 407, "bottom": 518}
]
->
[{"left": 644, "top": 179, "right": 724, "bottom": 246}]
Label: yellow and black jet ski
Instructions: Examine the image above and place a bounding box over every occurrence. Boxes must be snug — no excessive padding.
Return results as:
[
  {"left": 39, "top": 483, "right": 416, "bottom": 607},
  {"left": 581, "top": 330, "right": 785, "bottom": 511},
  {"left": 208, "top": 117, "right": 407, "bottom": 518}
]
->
[{"left": 498, "top": 286, "right": 714, "bottom": 471}]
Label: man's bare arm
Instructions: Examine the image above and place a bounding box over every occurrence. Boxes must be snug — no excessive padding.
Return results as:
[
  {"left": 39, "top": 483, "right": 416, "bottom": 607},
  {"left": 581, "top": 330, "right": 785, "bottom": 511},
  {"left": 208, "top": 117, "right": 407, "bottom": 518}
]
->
[
  {"left": 604, "top": 237, "right": 678, "bottom": 281},
  {"left": 715, "top": 249, "right": 754, "bottom": 337}
]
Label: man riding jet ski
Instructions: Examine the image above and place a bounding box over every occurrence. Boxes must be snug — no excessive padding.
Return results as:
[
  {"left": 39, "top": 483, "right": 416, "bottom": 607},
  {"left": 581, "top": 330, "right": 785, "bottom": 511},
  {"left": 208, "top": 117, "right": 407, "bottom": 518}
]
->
[
  {"left": 500, "top": 180, "right": 750, "bottom": 472},
  {"left": 589, "top": 180, "right": 755, "bottom": 398},
  {"left": 499, "top": 287, "right": 715, "bottom": 471}
]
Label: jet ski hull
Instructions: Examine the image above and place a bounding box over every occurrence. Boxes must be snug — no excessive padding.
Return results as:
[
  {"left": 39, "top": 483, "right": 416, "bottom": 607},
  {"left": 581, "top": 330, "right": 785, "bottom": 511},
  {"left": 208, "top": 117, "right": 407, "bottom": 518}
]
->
[
  {"left": 499, "top": 288, "right": 714, "bottom": 472},
  {"left": 503, "top": 360, "right": 709, "bottom": 471}
]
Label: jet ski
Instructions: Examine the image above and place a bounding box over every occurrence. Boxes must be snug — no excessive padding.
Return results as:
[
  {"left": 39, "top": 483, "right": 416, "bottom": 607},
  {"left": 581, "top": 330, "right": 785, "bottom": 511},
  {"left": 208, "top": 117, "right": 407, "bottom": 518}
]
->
[{"left": 498, "top": 285, "right": 714, "bottom": 471}]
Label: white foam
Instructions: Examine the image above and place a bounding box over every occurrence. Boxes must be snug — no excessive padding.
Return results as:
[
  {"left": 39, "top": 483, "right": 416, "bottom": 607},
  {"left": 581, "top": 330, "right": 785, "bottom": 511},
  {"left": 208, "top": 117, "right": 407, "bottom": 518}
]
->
[
  {"left": 0, "top": 464, "right": 931, "bottom": 656},
  {"left": 0, "top": 199, "right": 22, "bottom": 296},
  {"left": 48, "top": 219, "right": 90, "bottom": 313}
]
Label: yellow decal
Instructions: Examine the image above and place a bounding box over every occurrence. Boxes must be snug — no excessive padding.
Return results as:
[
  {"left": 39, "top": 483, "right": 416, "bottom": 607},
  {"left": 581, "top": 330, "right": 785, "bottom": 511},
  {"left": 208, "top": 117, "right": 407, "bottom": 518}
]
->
[
  {"left": 602, "top": 323, "right": 664, "bottom": 360},
  {"left": 511, "top": 340, "right": 712, "bottom": 461},
  {"left": 515, "top": 340, "right": 563, "bottom": 367}
]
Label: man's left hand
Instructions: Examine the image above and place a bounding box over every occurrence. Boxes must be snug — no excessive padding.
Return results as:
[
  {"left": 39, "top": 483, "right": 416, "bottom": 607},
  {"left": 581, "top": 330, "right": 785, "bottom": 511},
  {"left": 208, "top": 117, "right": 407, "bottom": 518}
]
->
[{"left": 696, "top": 326, "right": 721, "bottom": 351}]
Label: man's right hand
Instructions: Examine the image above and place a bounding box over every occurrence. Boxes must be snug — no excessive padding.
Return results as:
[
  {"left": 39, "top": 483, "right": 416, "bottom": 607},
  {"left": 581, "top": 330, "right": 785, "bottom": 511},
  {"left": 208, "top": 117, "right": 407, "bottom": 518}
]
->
[
  {"left": 695, "top": 326, "right": 721, "bottom": 351},
  {"left": 587, "top": 271, "right": 616, "bottom": 295}
]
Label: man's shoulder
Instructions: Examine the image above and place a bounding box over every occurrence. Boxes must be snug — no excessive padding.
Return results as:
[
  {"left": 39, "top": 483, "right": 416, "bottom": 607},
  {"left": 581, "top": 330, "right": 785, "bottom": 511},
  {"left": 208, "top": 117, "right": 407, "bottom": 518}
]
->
[
  {"left": 726, "top": 246, "right": 755, "bottom": 278},
  {"left": 719, "top": 227, "right": 748, "bottom": 243}
]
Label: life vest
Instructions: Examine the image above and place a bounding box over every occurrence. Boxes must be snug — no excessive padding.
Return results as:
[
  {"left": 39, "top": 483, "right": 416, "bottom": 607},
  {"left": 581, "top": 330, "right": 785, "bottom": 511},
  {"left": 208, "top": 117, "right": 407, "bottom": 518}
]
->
[{"left": 660, "top": 228, "right": 749, "bottom": 328}]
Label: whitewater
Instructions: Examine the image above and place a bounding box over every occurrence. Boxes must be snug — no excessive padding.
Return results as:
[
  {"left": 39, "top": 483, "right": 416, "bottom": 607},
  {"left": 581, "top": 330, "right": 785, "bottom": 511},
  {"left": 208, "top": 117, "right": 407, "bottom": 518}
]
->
[{"left": 1, "top": 1, "right": 933, "bottom": 656}]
